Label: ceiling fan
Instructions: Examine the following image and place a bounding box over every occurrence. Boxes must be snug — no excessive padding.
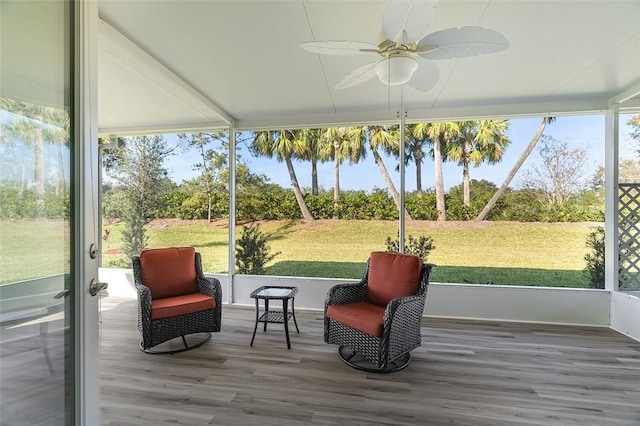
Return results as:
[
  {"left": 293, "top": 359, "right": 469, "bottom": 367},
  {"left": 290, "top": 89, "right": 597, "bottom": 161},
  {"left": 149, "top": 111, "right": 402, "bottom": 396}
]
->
[{"left": 300, "top": 0, "right": 509, "bottom": 92}]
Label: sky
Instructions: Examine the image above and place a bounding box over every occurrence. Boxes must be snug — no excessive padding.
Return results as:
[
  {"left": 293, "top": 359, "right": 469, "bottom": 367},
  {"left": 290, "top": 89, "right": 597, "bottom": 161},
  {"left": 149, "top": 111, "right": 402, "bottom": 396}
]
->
[
  {"left": 1, "top": 111, "right": 636, "bottom": 194},
  {"left": 165, "top": 114, "right": 638, "bottom": 193}
]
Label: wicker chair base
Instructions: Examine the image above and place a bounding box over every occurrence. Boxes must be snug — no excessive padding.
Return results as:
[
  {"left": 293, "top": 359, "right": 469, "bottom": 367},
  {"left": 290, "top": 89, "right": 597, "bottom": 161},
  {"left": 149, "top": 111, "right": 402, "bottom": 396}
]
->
[
  {"left": 338, "top": 345, "right": 411, "bottom": 373},
  {"left": 140, "top": 332, "right": 211, "bottom": 354}
]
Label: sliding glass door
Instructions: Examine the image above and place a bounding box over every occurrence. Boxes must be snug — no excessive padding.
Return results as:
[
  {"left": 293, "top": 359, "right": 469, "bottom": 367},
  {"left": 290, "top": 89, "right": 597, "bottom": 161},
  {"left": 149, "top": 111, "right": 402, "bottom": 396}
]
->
[{"left": 1, "top": 1, "right": 100, "bottom": 424}]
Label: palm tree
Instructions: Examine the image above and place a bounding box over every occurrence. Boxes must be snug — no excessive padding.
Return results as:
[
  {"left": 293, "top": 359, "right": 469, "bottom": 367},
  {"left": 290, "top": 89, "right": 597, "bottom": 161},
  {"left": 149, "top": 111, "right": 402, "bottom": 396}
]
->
[
  {"left": 320, "top": 127, "right": 367, "bottom": 219},
  {"left": 353, "top": 125, "right": 413, "bottom": 220},
  {"left": 404, "top": 124, "right": 430, "bottom": 196},
  {"left": 446, "top": 120, "right": 510, "bottom": 208},
  {"left": 475, "top": 117, "right": 555, "bottom": 221},
  {"left": 42, "top": 108, "right": 71, "bottom": 195},
  {"left": 0, "top": 98, "right": 68, "bottom": 204},
  {"left": 295, "top": 128, "right": 323, "bottom": 196},
  {"left": 251, "top": 130, "right": 314, "bottom": 222},
  {"left": 413, "top": 122, "right": 461, "bottom": 221}
]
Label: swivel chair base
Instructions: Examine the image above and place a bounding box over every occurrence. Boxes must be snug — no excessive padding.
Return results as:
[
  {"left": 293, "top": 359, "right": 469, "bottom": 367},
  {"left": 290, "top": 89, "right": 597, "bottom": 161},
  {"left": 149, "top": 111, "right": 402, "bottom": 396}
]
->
[
  {"left": 140, "top": 332, "right": 211, "bottom": 354},
  {"left": 338, "top": 345, "right": 411, "bottom": 373}
]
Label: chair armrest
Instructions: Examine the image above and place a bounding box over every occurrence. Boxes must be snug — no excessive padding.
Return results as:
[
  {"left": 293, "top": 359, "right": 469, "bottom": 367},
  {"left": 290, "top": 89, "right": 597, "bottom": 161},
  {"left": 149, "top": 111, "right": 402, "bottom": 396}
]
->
[
  {"left": 135, "top": 282, "right": 152, "bottom": 344},
  {"left": 325, "top": 282, "right": 367, "bottom": 307},
  {"left": 135, "top": 282, "right": 151, "bottom": 308},
  {"left": 383, "top": 294, "right": 426, "bottom": 333},
  {"left": 197, "top": 275, "right": 222, "bottom": 307},
  {"left": 194, "top": 252, "right": 223, "bottom": 306}
]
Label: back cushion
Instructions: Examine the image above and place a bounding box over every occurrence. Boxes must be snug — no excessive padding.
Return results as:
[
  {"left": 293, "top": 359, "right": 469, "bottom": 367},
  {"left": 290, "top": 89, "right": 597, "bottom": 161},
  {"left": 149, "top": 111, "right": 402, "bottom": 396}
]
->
[
  {"left": 139, "top": 247, "right": 198, "bottom": 299},
  {"left": 366, "top": 251, "right": 422, "bottom": 306}
]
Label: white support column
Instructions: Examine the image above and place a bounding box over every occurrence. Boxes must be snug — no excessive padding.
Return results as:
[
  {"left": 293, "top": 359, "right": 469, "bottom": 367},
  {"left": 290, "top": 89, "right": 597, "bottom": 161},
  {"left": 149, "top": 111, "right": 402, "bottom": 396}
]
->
[
  {"left": 75, "top": 0, "right": 101, "bottom": 423},
  {"left": 398, "top": 90, "right": 406, "bottom": 253},
  {"left": 228, "top": 124, "right": 237, "bottom": 304},
  {"left": 604, "top": 105, "right": 620, "bottom": 292}
]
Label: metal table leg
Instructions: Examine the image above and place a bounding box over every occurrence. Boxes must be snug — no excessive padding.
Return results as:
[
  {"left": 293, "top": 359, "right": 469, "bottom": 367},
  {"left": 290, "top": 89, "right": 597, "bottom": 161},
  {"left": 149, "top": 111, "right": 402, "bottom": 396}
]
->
[
  {"left": 263, "top": 299, "right": 269, "bottom": 332},
  {"left": 291, "top": 297, "right": 299, "bottom": 334},
  {"left": 283, "top": 298, "right": 290, "bottom": 349},
  {"left": 250, "top": 297, "right": 259, "bottom": 346}
]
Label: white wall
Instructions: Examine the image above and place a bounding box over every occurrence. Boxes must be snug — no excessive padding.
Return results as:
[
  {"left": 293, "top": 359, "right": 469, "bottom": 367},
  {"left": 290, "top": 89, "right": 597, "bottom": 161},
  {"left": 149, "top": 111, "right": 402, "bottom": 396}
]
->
[
  {"left": 610, "top": 291, "right": 640, "bottom": 341},
  {"left": 426, "top": 283, "right": 609, "bottom": 326},
  {"left": 0, "top": 275, "right": 65, "bottom": 313},
  {"left": 102, "top": 269, "right": 611, "bottom": 327},
  {"left": 99, "top": 268, "right": 230, "bottom": 299},
  {"left": 99, "top": 268, "right": 136, "bottom": 298}
]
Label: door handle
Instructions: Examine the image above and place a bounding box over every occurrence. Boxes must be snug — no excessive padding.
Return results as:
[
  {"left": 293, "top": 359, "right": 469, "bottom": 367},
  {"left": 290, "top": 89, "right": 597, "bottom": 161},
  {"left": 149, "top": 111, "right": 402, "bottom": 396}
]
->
[
  {"left": 89, "top": 279, "right": 108, "bottom": 297},
  {"left": 54, "top": 289, "right": 71, "bottom": 299}
]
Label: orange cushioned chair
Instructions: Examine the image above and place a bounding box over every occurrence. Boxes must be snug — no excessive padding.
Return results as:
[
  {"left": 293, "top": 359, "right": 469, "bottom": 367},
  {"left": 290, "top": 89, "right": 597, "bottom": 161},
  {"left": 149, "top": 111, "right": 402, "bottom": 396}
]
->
[
  {"left": 132, "top": 247, "right": 222, "bottom": 353},
  {"left": 325, "top": 251, "right": 434, "bottom": 372}
]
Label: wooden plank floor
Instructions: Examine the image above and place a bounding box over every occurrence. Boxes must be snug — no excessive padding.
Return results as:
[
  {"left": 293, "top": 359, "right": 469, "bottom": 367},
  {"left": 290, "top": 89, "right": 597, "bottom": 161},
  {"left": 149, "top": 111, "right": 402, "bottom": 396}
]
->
[{"left": 99, "top": 297, "right": 640, "bottom": 426}]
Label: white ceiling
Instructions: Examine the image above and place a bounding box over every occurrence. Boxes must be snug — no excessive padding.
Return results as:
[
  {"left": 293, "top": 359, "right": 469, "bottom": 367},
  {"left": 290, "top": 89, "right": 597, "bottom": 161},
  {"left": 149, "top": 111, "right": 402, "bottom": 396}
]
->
[{"left": 97, "top": 0, "right": 640, "bottom": 135}]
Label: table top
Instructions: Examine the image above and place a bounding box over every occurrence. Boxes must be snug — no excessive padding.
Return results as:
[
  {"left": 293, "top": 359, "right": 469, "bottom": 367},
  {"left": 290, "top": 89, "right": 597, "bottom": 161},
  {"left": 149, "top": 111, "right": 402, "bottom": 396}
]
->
[{"left": 250, "top": 286, "right": 298, "bottom": 300}]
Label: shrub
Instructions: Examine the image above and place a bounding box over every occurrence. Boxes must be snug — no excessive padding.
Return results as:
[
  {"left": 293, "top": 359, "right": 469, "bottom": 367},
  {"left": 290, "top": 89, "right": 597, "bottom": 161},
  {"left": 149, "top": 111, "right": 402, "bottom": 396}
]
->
[
  {"left": 238, "top": 184, "right": 300, "bottom": 220},
  {"left": 178, "top": 192, "right": 210, "bottom": 219},
  {"left": 335, "top": 189, "right": 396, "bottom": 220},
  {"left": 405, "top": 192, "right": 438, "bottom": 220},
  {"left": 121, "top": 201, "right": 148, "bottom": 259},
  {"left": 161, "top": 189, "right": 191, "bottom": 218},
  {"left": 584, "top": 226, "right": 605, "bottom": 289},
  {"left": 0, "top": 184, "right": 69, "bottom": 219},
  {"left": 305, "top": 191, "right": 334, "bottom": 219},
  {"left": 447, "top": 180, "right": 500, "bottom": 220},
  {"left": 102, "top": 186, "right": 130, "bottom": 220},
  {"left": 494, "top": 191, "right": 543, "bottom": 222},
  {"left": 385, "top": 233, "right": 435, "bottom": 262},
  {"left": 235, "top": 223, "right": 280, "bottom": 274}
]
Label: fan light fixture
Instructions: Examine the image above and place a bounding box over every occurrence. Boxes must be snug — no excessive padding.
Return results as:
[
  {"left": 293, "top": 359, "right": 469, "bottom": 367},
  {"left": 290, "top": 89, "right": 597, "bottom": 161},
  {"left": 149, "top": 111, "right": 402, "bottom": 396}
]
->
[
  {"left": 374, "top": 55, "right": 418, "bottom": 86},
  {"left": 300, "top": 0, "right": 509, "bottom": 91}
]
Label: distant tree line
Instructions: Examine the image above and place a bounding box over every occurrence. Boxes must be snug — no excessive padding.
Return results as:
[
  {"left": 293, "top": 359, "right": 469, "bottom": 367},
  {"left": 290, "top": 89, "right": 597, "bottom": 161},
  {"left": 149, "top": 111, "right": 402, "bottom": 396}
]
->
[
  {"left": 0, "top": 97, "right": 70, "bottom": 220},
  {"left": 3, "top": 95, "right": 640, "bottom": 229},
  {"left": 103, "top": 177, "right": 605, "bottom": 224},
  {"left": 100, "top": 122, "right": 612, "bottom": 226}
]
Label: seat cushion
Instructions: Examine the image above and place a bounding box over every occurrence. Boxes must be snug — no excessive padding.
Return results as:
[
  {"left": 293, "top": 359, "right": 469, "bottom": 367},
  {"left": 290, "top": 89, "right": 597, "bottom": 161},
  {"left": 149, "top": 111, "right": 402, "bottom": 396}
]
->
[
  {"left": 366, "top": 251, "right": 422, "bottom": 306},
  {"left": 326, "top": 302, "right": 385, "bottom": 337},
  {"left": 139, "top": 247, "right": 198, "bottom": 299},
  {"left": 151, "top": 293, "right": 216, "bottom": 320}
]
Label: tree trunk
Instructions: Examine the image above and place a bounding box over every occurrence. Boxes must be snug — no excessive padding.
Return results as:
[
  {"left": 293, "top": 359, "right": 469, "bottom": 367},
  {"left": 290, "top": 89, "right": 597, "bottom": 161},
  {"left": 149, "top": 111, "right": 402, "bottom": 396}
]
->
[
  {"left": 415, "top": 153, "right": 423, "bottom": 196},
  {"left": 463, "top": 141, "right": 472, "bottom": 208},
  {"left": 56, "top": 144, "right": 65, "bottom": 195},
  {"left": 34, "top": 126, "right": 45, "bottom": 207},
  {"left": 475, "top": 117, "right": 551, "bottom": 221},
  {"left": 207, "top": 193, "right": 212, "bottom": 223},
  {"left": 463, "top": 162, "right": 470, "bottom": 207},
  {"left": 20, "top": 163, "right": 27, "bottom": 195},
  {"left": 434, "top": 139, "right": 446, "bottom": 221},
  {"left": 333, "top": 144, "right": 340, "bottom": 219},
  {"left": 371, "top": 147, "right": 413, "bottom": 221},
  {"left": 311, "top": 160, "right": 318, "bottom": 196},
  {"left": 285, "top": 155, "right": 314, "bottom": 222}
]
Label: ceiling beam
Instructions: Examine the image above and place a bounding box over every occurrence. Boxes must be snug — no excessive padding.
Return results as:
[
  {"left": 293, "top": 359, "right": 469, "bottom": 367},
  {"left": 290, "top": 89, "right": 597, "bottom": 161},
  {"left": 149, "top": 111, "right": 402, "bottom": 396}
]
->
[
  {"left": 235, "top": 98, "right": 612, "bottom": 131},
  {"left": 98, "top": 122, "right": 230, "bottom": 137},
  {"left": 610, "top": 79, "right": 640, "bottom": 108},
  {"left": 98, "top": 18, "right": 235, "bottom": 126}
]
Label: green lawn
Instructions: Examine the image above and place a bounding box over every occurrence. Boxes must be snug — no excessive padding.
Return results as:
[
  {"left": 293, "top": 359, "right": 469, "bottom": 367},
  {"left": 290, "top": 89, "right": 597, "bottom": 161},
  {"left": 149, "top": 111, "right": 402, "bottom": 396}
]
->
[
  {"left": 1, "top": 219, "right": 599, "bottom": 287},
  {"left": 102, "top": 219, "right": 598, "bottom": 288},
  {"left": 0, "top": 219, "right": 70, "bottom": 285}
]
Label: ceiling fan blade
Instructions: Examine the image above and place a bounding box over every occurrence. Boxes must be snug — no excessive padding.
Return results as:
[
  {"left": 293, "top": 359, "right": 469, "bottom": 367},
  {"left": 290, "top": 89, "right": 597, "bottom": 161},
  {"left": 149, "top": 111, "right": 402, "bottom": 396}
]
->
[
  {"left": 381, "top": 0, "right": 438, "bottom": 44},
  {"left": 335, "top": 62, "right": 377, "bottom": 90},
  {"left": 406, "top": 58, "right": 440, "bottom": 92},
  {"left": 417, "top": 26, "right": 509, "bottom": 60},
  {"left": 300, "top": 41, "right": 379, "bottom": 56}
]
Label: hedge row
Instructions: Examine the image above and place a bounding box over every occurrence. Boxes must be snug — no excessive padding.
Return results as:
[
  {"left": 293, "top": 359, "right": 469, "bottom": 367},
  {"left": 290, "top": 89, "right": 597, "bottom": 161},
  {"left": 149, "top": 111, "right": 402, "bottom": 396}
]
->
[
  {"left": 140, "top": 182, "right": 604, "bottom": 223},
  {"left": 2, "top": 180, "right": 603, "bottom": 223}
]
